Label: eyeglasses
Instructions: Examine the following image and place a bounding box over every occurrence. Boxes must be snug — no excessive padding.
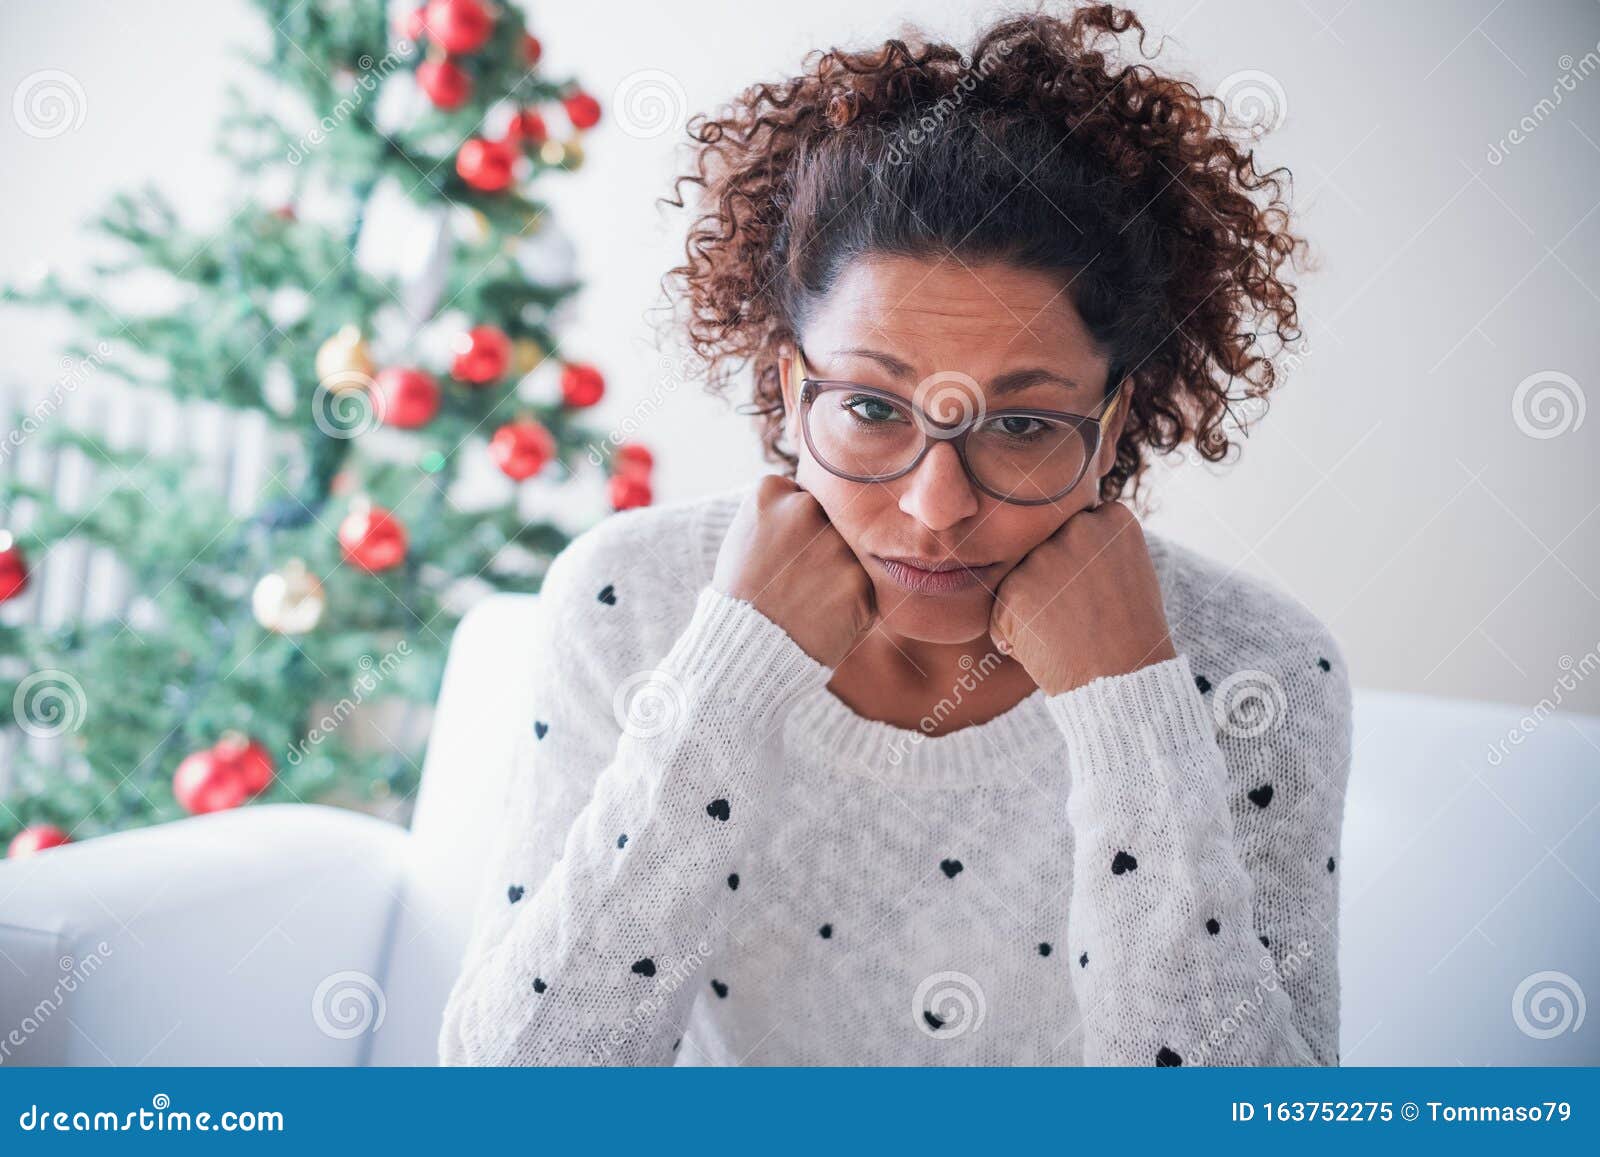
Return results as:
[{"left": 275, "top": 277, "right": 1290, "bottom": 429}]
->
[{"left": 792, "top": 344, "right": 1125, "bottom": 506}]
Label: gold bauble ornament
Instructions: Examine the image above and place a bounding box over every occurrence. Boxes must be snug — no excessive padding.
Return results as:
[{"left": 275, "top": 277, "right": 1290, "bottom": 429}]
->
[
  {"left": 511, "top": 337, "right": 547, "bottom": 376},
  {"left": 251, "top": 559, "right": 327, "bottom": 635},
  {"left": 315, "top": 324, "right": 375, "bottom": 391},
  {"left": 538, "top": 137, "right": 584, "bottom": 171}
]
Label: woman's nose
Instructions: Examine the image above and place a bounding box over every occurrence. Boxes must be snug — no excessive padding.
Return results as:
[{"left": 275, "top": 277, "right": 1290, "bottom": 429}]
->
[{"left": 896, "top": 439, "right": 980, "bottom": 532}]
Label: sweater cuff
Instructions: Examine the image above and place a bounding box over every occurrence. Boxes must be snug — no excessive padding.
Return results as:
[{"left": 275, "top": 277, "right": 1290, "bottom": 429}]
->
[
  {"left": 661, "top": 586, "right": 834, "bottom": 727},
  {"left": 1043, "top": 652, "right": 1219, "bottom": 773}
]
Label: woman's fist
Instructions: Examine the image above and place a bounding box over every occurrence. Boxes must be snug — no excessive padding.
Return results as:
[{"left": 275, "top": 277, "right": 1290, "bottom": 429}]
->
[
  {"left": 989, "top": 499, "right": 1177, "bottom": 695},
  {"left": 712, "top": 475, "right": 876, "bottom": 667}
]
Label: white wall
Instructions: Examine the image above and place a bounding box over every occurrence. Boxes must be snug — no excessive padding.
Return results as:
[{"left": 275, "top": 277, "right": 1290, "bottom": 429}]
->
[{"left": 3, "top": 0, "right": 1597, "bottom": 712}]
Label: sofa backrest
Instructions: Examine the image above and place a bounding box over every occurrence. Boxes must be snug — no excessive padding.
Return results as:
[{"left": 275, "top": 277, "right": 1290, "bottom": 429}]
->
[{"left": 367, "top": 593, "right": 541, "bottom": 1065}]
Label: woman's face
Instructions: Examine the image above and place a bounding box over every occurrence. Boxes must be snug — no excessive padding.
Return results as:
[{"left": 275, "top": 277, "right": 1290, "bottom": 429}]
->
[{"left": 779, "top": 253, "right": 1127, "bottom": 647}]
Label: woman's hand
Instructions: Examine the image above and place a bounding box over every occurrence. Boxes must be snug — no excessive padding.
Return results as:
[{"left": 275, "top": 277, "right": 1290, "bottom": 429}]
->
[
  {"left": 988, "top": 500, "right": 1177, "bottom": 695},
  {"left": 712, "top": 474, "right": 877, "bottom": 667}
]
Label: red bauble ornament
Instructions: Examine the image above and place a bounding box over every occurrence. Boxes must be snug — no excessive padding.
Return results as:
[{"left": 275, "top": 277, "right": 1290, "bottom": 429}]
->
[
  {"left": 455, "top": 136, "right": 517, "bottom": 192},
  {"left": 560, "top": 362, "right": 605, "bottom": 407},
  {"left": 563, "top": 90, "right": 601, "bottom": 130},
  {"left": 372, "top": 367, "right": 441, "bottom": 428},
  {"left": 489, "top": 419, "right": 556, "bottom": 480},
  {"left": 451, "top": 325, "right": 511, "bottom": 384},
  {"left": 417, "top": 57, "right": 472, "bottom": 110},
  {"left": 522, "top": 33, "right": 543, "bottom": 66},
  {"left": 7, "top": 824, "right": 69, "bottom": 859},
  {"left": 0, "top": 533, "right": 27, "bottom": 603},
  {"left": 613, "top": 442, "right": 653, "bottom": 478},
  {"left": 213, "top": 733, "right": 275, "bottom": 797},
  {"left": 400, "top": 7, "right": 427, "bottom": 42},
  {"left": 423, "top": 0, "right": 493, "bottom": 54},
  {"left": 339, "top": 503, "right": 409, "bottom": 572},
  {"left": 609, "top": 472, "right": 652, "bottom": 511},
  {"left": 173, "top": 748, "right": 251, "bottom": 815},
  {"left": 505, "top": 109, "right": 548, "bottom": 145}
]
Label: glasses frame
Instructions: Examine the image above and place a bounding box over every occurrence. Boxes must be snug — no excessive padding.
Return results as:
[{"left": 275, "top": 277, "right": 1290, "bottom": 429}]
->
[{"left": 791, "top": 343, "right": 1126, "bottom": 507}]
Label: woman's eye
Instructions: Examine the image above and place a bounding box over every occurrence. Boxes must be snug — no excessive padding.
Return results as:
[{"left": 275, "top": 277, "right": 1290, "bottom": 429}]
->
[
  {"left": 842, "top": 395, "right": 904, "bottom": 423},
  {"left": 992, "top": 415, "right": 1046, "bottom": 438}
]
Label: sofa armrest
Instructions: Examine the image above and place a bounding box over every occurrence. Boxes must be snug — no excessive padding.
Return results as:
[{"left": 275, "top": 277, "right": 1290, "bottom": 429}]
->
[{"left": 0, "top": 803, "right": 408, "bottom": 1066}]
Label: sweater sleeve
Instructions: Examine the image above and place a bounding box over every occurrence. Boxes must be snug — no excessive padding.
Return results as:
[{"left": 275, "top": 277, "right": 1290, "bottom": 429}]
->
[
  {"left": 437, "top": 556, "right": 832, "bottom": 1066},
  {"left": 1044, "top": 645, "right": 1352, "bottom": 1067}
]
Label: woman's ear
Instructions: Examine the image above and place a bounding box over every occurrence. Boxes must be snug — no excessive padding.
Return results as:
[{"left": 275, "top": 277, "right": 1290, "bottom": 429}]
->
[
  {"left": 778, "top": 347, "right": 799, "bottom": 447},
  {"left": 1095, "top": 377, "right": 1131, "bottom": 474}
]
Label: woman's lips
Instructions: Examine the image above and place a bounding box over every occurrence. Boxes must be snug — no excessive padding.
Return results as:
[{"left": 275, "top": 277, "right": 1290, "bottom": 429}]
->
[{"left": 871, "top": 555, "right": 999, "bottom": 595}]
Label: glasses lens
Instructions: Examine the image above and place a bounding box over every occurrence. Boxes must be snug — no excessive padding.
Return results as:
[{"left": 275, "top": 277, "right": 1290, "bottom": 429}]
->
[
  {"left": 964, "top": 413, "right": 1091, "bottom": 502},
  {"left": 805, "top": 389, "right": 924, "bottom": 478}
]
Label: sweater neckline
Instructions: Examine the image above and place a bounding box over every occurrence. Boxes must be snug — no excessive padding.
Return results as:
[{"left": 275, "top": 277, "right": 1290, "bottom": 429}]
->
[{"left": 689, "top": 480, "right": 1176, "bottom": 788}]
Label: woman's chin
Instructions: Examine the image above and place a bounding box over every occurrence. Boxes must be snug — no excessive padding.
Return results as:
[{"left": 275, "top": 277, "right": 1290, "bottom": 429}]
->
[{"left": 871, "top": 585, "right": 996, "bottom": 646}]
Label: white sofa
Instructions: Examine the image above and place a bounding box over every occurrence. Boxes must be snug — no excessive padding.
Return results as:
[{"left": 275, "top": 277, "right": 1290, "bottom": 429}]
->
[{"left": 1, "top": 593, "right": 1595, "bottom": 1066}]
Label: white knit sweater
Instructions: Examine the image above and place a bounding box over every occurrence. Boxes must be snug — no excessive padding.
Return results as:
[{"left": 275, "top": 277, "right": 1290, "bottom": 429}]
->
[{"left": 438, "top": 479, "right": 1353, "bottom": 1066}]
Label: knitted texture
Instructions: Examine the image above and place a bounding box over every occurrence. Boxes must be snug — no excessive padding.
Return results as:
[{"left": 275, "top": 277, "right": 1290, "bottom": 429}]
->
[{"left": 438, "top": 480, "right": 1353, "bottom": 1066}]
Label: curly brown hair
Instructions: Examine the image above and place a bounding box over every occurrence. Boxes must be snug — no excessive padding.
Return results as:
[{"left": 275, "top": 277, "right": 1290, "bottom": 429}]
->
[{"left": 658, "top": 2, "right": 1308, "bottom": 506}]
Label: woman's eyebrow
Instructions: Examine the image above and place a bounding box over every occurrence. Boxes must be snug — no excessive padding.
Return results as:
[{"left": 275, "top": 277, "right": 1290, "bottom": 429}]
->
[{"left": 831, "top": 347, "right": 1085, "bottom": 394}]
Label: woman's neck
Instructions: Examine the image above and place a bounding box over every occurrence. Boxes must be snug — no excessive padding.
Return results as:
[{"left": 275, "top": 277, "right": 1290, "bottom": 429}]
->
[{"left": 825, "top": 623, "right": 1039, "bottom": 735}]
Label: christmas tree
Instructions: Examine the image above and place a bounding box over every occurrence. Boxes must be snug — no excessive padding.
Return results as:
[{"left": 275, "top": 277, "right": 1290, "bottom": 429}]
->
[{"left": 0, "top": 0, "right": 653, "bottom": 857}]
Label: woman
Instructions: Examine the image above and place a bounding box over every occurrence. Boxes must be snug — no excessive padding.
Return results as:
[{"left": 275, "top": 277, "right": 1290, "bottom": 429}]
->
[{"left": 440, "top": 4, "right": 1351, "bottom": 1067}]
